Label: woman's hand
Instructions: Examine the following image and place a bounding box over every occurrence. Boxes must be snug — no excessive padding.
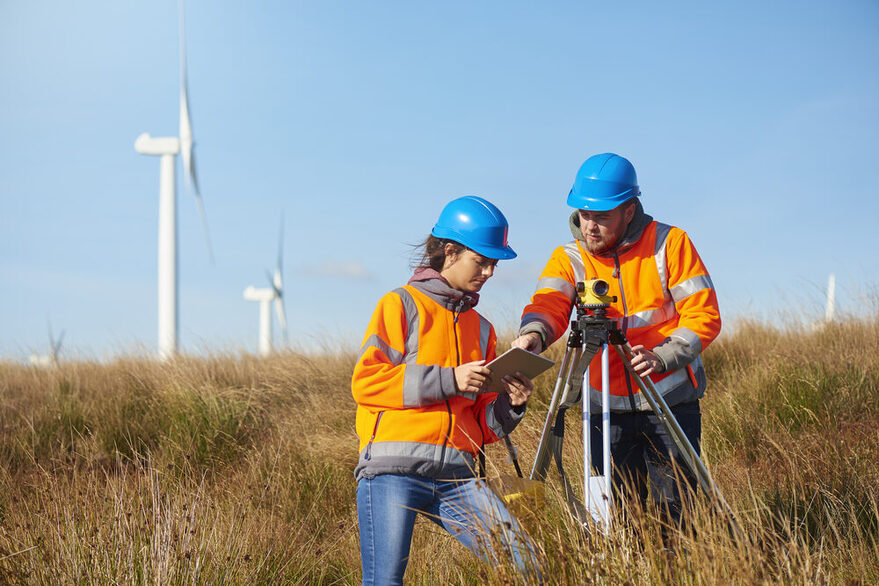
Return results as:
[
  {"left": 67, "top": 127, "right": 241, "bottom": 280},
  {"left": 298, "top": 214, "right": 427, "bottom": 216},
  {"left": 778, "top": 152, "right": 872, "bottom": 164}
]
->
[
  {"left": 454, "top": 360, "right": 490, "bottom": 393},
  {"left": 501, "top": 372, "right": 533, "bottom": 406}
]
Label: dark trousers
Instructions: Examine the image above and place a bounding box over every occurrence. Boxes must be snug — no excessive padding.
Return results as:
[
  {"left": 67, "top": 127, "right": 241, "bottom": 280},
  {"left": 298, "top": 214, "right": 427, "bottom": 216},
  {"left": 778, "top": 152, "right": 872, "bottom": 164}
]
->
[{"left": 589, "top": 400, "right": 701, "bottom": 527}]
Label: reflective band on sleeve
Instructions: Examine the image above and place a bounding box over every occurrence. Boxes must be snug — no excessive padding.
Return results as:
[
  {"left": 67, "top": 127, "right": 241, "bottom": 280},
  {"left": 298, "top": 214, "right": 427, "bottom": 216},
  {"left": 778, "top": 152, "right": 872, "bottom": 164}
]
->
[
  {"left": 535, "top": 277, "right": 576, "bottom": 301},
  {"left": 671, "top": 327, "right": 703, "bottom": 354},
  {"left": 670, "top": 274, "right": 714, "bottom": 303},
  {"left": 521, "top": 311, "right": 561, "bottom": 339},
  {"left": 654, "top": 223, "right": 672, "bottom": 299},
  {"left": 359, "top": 334, "right": 404, "bottom": 365},
  {"left": 402, "top": 363, "right": 447, "bottom": 406},
  {"left": 563, "top": 241, "right": 587, "bottom": 283},
  {"left": 626, "top": 301, "right": 678, "bottom": 329}
]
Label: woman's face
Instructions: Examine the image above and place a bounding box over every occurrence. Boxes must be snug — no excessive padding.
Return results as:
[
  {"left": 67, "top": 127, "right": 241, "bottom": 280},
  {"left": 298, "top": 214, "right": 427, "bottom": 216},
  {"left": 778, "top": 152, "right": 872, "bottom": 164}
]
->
[{"left": 440, "top": 244, "right": 498, "bottom": 293}]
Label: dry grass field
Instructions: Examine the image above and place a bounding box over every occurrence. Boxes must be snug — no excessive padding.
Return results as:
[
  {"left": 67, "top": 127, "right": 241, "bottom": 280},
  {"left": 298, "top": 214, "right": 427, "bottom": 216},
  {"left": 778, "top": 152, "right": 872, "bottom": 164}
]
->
[{"left": 1, "top": 311, "right": 877, "bottom": 584}]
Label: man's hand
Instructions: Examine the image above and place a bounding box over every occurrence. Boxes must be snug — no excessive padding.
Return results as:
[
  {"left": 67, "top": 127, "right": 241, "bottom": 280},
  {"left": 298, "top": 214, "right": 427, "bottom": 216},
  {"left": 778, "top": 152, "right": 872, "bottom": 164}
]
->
[
  {"left": 629, "top": 345, "right": 663, "bottom": 377},
  {"left": 454, "top": 360, "right": 490, "bottom": 393},
  {"left": 510, "top": 332, "right": 541, "bottom": 353},
  {"left": 501, "top": 372, "right": 533, "bottom": 406}
]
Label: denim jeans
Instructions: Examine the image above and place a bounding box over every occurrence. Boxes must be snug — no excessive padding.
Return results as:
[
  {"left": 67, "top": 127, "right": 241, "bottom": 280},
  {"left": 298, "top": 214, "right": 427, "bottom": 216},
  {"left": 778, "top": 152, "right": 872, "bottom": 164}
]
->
[
  {"left": 356, "top": 474, "right": 538, "bottom": 585},
  {"left": 589, "top": 400, "right": 701, "bottom": 525}
]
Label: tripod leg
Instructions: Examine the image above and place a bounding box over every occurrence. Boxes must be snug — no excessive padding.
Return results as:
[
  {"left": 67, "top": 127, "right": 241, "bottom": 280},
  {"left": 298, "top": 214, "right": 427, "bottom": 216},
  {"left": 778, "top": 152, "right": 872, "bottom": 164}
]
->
[
  {"left": 530, "top": 344, "right": 581, "bottom": 480},
  {"left": 613, "top": 344, "right": 741, "bottom": 537},
  {"left": 583, "top": 345, "right": 612, "bottom": 529}
]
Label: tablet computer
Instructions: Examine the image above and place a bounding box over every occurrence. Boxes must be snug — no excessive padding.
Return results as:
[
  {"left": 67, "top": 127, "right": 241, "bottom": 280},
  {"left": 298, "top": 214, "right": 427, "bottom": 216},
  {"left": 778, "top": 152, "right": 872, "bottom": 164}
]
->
[{"left": 484, "top": 347, "right": 556, "bottom": 394}]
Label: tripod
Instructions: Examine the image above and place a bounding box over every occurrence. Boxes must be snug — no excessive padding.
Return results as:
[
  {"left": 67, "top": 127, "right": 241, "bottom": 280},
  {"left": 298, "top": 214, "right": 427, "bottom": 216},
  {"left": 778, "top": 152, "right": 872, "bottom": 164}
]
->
[{"left": 529, "top": 288, "right": 738, "bottom": 533}]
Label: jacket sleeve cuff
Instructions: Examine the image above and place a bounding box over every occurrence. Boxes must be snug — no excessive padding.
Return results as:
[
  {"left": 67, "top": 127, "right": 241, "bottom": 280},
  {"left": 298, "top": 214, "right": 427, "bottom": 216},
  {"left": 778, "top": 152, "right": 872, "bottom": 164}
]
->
[
  {"left": 653, "top": 335, "right": 698, "bottom": 373},
  {"left": 517, "top": 323, "right": 548, "bottom": 353},
  {"left": 491, "top": 393, "right": 526, "bottom": 436}
]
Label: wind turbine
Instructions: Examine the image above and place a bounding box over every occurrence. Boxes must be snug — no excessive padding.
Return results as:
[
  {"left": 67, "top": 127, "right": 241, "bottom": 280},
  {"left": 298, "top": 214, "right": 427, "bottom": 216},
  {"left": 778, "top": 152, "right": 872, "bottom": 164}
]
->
[
  {"left": 29, "top": 323, "right": 65, "bottom": 367},
  {"left": 824, "top": 273, "right": 836, "bottom": 322},
  {"left": 134, "top": 0, "right": 212, "bottom": 361},
  {"left": 244, "top": 217, "right": 288, "bottom": 356}
]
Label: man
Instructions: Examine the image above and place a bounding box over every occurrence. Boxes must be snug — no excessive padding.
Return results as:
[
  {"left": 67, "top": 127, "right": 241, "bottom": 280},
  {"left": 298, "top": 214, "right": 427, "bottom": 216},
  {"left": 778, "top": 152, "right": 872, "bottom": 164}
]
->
[{"left": 512, "top": 152, "right": 721, "bottom": 524}]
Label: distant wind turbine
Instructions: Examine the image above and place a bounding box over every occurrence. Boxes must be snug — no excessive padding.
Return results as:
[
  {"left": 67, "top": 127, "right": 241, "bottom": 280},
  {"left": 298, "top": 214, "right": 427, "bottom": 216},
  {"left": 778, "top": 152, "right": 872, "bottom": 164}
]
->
[
  {"left": 244, "top": 217, "right": 288, "bottom": 356},
  {"left": 29, "top": 323, "right": 65, "bottom": 367},
  {"left": 134, "top": 0, "right": 212, "bottom": 361},
  {"left": 824, "top": 273, "right": 836, "bottom": 322}
]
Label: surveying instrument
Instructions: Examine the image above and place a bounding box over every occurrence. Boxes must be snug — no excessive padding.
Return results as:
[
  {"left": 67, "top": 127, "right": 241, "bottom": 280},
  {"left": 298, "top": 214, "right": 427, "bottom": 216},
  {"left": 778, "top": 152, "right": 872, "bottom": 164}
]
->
[{"left": 529, "top": 279, "right": 737, "bottom": 532}]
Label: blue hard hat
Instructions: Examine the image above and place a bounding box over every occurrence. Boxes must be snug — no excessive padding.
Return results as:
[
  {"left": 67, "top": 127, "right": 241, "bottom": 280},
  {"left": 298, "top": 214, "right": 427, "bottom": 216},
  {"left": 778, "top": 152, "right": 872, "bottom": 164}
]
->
[
  {"left": 431, "top": 196, "right": 517, "bottom": 260},
  {"left": 567, "top": 153, "right": 641, "bottom": 211}
]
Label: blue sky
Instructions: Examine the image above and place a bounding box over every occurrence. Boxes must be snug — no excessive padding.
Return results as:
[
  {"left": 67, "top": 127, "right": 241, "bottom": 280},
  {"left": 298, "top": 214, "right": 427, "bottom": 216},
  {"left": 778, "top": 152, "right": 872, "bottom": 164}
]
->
[{"left": 2, "top": 1, "right": 878, "bottom": 360}]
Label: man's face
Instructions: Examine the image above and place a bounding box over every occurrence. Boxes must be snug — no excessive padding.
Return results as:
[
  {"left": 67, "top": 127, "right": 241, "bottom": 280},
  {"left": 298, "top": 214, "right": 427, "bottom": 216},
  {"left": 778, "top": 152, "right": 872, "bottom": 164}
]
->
[{"left": 578, "top": 202, "right": 636, "bottom": 255}]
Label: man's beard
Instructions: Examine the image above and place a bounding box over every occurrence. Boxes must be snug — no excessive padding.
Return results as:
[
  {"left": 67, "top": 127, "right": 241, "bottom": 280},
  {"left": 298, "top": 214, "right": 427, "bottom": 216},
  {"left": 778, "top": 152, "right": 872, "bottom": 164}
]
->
[{"left": 583, "top": 236, "right": 616, "bottom": 255}]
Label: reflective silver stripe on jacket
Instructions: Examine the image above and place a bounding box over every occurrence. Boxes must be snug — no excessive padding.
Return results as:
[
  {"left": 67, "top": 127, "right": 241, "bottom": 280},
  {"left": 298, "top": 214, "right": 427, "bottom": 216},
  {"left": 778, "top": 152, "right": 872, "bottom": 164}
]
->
[
  {"left": 670, "top": 274, "right": 714, "bottom": 303},
  {"left": 654, "top": 222, "right": 672, "bottom": 299},
  {"left": 563, "top": 241, "right": 587, "bottom": 283},
  {"left": 626, "top": 302, "right": 678, "bottom": 330},
  {"left": 359, "top": 440, "right": 476, "bottom": 470},
  {"left": 671, "top": 326, "right": 703, "bottom": 354},
  {"left": 534, "top": 277, "right": 576, "bottom": 301},
  {"left": 521, "top": 310, "right": 562, "bottom": 340},
  {"left": 358, "top": 334, "right": 404, "bottom": 365},
  {"left": 478, "top": 313, "right": 492, "bottom": 358}
]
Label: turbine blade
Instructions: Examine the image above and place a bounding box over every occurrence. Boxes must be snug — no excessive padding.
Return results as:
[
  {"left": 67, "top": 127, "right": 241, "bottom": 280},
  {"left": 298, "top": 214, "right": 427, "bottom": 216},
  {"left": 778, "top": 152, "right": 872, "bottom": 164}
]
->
[
  {"left": 179, "top": 88, "right": 197, "bottom": 192},
  {"left": 178, "top": 0, "right": 213, "bottom": 264},
  {"left": 192, "top": 179, "right": 215, "bottom": 265},
  {"left": 54, "top": 330, "right": 65, "bottom": 356},
  {"left": 275, "top": 297, "right": 288, "bottom": 344},
  {"left": 277, "top": 213, "right": 284, "bottom": 277}
]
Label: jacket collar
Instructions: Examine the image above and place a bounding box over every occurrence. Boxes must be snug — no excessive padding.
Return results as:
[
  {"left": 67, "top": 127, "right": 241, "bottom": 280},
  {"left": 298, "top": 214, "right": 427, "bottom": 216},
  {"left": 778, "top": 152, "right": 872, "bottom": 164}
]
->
[
  {"left": 408, "top": 268, "right": 479, "bottom": 312},
  {"left": 568, "top": 199, "right": 654, "bottom": 258}
]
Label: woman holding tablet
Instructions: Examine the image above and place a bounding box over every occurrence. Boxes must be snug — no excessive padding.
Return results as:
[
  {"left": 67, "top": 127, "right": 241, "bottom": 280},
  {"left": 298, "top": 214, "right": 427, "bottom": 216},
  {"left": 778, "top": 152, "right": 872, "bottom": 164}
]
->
[{"left": 351, "top": 196, "right": 539, "bottom": 584}]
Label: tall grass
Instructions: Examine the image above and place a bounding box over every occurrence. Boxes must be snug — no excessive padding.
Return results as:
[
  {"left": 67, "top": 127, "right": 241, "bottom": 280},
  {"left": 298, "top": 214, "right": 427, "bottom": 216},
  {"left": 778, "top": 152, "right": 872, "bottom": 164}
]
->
[{"left": 1, "top": 313, "right": 877, "bottom": 584}]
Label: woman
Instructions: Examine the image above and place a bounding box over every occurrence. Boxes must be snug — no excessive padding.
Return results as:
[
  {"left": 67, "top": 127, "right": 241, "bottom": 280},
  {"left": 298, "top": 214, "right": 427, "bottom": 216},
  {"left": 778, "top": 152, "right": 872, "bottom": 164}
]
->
[{"left": 352, "top": 196, "right": 538, "bottom": 584}]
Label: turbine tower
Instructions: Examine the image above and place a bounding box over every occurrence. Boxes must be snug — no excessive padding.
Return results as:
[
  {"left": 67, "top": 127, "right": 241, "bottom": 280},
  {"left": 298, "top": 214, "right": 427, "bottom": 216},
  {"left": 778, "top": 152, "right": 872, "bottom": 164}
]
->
[
  {"left": 824, "top": 273, "right": 836, "bottom": 322},
  {"left": 244, "top": 217, "right": 288, "bottom": 357},
  {"left": 134, "top": 0, "right": 212, "bottom": 361}
]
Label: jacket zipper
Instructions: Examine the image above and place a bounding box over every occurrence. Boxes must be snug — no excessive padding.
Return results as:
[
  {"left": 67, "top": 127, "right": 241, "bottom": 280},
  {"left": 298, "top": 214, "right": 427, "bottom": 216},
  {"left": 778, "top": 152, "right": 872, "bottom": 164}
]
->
[
  {"left": 438, "top": 306, "right": 462, "bottom": 471},
  {"left": 612, "top": 252, "right": 628, "bottom": 334},
  {"left": 613, "top": 252, "right": 639, "bottom": 412},
  {"left": 363, "top": 411, "right": 384, "bottom": 460}
]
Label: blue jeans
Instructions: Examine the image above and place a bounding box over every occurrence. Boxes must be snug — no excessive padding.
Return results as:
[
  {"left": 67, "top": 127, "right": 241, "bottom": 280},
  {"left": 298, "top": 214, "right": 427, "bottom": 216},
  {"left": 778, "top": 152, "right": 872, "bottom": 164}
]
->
[
  {"left": 589, "top": 400, "right": 701, "bottom": 525},
  {"left": 356, "top": 474, "right": 538, "bottom": 585}
]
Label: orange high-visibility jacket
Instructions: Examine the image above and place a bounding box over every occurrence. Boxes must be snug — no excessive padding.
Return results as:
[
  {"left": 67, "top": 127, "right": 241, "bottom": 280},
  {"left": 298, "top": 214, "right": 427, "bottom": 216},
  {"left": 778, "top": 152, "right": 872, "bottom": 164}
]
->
[
  {"left": 353, "top": 270, "right": 525, "bottom": 480},
  {"left": 519, "top": 207, "right": 721, "bottom": 412}
]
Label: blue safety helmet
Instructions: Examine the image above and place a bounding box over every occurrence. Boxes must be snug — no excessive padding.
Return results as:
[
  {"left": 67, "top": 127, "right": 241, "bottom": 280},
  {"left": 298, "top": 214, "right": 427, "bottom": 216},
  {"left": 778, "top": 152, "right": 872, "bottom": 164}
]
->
[
  {"left": 431, "top": 196, "right": 517, "bottom": 260},
  {"left": 567, "top": 153, "right": 641, "bottom": 211}
]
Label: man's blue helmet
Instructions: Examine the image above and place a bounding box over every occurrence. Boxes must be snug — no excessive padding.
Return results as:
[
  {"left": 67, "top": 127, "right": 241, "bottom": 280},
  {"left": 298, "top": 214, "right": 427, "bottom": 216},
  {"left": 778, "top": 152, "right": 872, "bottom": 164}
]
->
[
  {"left": 567, "top": 153, "right": 641, "bottom": 211},
  {"left": 431, "top": 196, "right": 517, "bottom": 260}
]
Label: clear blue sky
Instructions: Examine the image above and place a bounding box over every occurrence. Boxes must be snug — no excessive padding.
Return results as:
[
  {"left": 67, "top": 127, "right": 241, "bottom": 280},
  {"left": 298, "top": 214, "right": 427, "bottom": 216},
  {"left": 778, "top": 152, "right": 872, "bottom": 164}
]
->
[{"left": 2, "top": 1, "right": 878, "bottom": 360}]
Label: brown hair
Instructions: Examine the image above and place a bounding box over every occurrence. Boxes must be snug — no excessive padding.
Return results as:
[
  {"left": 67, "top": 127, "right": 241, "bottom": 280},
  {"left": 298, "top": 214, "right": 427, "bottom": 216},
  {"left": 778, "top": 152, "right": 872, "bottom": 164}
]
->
[{"left": 411, "top": 235, "right": 465, "bottom": 272}]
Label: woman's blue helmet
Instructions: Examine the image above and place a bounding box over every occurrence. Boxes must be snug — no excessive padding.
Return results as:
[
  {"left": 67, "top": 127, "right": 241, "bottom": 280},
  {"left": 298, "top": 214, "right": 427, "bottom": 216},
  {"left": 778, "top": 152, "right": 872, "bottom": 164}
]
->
[
  {"left": 567, "top": 153, "right": 641, "bottom": 211},
  {"left": 431, "top": 196, "right": 517, "bottom": 260}
]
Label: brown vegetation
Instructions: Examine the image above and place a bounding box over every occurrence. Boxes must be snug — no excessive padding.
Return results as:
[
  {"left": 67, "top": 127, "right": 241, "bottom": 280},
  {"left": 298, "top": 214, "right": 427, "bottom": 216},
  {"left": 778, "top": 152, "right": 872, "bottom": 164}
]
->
[{"left": 1, "top": 314, "right": 877, "bottom": 584}]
